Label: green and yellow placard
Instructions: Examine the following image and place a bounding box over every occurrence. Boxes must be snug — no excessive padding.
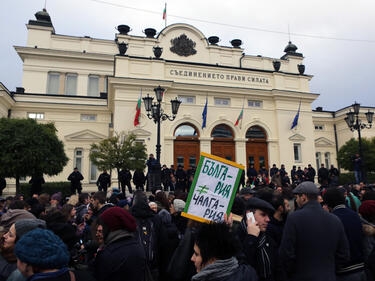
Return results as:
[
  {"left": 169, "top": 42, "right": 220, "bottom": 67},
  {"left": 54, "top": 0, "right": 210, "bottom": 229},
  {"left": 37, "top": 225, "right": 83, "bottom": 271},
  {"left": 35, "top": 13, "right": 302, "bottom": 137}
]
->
[{"left": 181, "top": 152, "right": 244, "bottom": 223}]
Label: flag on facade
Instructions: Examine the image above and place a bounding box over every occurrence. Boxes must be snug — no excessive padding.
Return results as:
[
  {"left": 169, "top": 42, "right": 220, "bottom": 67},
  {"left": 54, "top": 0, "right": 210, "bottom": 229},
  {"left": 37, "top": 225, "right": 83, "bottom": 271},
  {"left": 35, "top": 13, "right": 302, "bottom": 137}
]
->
[
  {"left": 291, "top": 101, "right": 301, "bottom": 129},
  {"left": 234, "top": 108, "right": 244, "bottom": 127},
  {"left": 163, "top": 3, "right": 167, "bottom": 20},
  {"left": 202, "top": 97, "right": 208, "bottom": 129},
  {"left": 134, "top": 91, "right": 142, "bottom": 127}
]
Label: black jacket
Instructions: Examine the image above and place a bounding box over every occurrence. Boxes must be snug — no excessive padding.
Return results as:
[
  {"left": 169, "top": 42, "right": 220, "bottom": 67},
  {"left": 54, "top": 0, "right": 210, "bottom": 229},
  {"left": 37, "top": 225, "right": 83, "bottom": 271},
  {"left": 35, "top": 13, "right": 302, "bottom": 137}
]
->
[
  {"left": 94, "top": 234, "right": 146, "bottom": 281},
  {"left": 133, "top": 170, "right": 146, "bottom": 186},
  {"left": 279, "top": 201, "right": 350, "bottom": 281},
  {"left": 0, "top": 178, "right": 5, "bottom": 190},
  {"left": 68, "top": 171, "right": 84, "bottom": 188},
  {"left": 96, "top": 172, "right": 111, "bottom": 189}
]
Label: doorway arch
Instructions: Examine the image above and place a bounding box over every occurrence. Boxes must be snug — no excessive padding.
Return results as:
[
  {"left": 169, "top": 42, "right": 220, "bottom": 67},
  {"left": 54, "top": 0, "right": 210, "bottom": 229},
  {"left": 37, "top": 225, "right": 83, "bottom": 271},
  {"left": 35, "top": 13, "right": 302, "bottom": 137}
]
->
[
  {"left": 246, "top": 125, "right": 268, "bottom": 172},
  {"left": 211, "top": 124, "right": 235, "bottom": 161},
  {"left": 173, "top": 123, "right": 200, "bottom": 169}
]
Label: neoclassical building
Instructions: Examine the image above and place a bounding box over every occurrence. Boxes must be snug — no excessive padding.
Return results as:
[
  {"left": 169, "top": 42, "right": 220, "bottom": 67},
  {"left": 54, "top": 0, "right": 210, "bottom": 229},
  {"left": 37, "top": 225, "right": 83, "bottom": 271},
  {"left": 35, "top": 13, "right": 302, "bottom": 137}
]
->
[{"left": 0, "top": 9, "right": 374, "bottom": 191}]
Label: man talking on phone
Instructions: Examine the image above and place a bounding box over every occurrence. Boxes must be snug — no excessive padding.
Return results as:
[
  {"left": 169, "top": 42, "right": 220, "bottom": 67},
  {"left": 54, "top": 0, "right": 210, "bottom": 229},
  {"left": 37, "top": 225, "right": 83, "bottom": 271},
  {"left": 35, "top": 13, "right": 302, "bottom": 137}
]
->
[{"left": 235, "top": 197, "right": 281, "bottom": 281}]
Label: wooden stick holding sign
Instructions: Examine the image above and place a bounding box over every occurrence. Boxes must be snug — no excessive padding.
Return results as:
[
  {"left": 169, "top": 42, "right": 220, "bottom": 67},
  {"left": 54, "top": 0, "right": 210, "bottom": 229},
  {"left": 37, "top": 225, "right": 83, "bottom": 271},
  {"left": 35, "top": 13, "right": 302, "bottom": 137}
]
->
[{"left": 181, "top": 152, "right": 244, "bottom": 223}]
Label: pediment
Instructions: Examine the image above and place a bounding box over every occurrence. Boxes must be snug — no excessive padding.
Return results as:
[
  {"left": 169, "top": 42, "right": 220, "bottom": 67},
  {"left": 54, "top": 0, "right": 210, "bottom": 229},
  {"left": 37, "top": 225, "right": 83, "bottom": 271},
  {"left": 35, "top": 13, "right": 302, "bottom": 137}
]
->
[
  {"left": 65, "top": 129, "right": 107, "bottom": 141},
  {"left": 129, "top": 128, "right": 152, "bottom": 137},
  {"left": 315, "top": 137, "right": 335, "bottom": 147},
  {"left": 289, "top": 133, "right": 306, "bottom": 141}
]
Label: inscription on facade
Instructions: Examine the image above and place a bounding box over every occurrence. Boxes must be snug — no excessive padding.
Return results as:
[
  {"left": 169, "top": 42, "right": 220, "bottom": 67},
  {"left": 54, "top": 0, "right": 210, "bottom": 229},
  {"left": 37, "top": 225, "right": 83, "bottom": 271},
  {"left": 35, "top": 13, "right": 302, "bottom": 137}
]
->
[{"left": 169, "top": 69, "right": 269, "bottom": 84}]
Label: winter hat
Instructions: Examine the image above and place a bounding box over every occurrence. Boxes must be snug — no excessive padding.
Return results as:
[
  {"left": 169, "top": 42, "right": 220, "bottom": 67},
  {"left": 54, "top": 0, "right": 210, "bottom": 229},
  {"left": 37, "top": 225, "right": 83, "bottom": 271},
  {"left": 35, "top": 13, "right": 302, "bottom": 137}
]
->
[
  {"left": 173, "top": 199, "right": 186, "bottom": 213},
  {"left": 15, "top": 228, "right": 70, "bottom": 269},
  {"left": 51, "top": 192, "right": 62, "bottom": 202},
  {"left": 100, "top": 207, "right": 137, "bottom": 232},
  {"left": 0, "top": 209, "right": 36, "bottom": 233},
  {"left": 14, "top": 219, "right": 46, "bottom": 240},
  {"left": 118, "top": 199, "right": 130, "bottom": 208},
  {"left": 359, "top": 200, "right": 375, "bottom": 222}
]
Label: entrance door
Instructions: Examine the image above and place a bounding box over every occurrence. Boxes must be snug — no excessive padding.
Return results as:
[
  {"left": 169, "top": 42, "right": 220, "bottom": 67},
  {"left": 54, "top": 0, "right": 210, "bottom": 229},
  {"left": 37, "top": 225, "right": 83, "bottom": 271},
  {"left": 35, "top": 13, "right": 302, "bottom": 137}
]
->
[
  {"left": 174, "top": 123, "right": 200, "bottom": 168},
  {"left": 246, "top": 126, "right": 268, "bottom": 172},
  {"left": 211, "top": 124, "right": 235, "bottom": 161}
]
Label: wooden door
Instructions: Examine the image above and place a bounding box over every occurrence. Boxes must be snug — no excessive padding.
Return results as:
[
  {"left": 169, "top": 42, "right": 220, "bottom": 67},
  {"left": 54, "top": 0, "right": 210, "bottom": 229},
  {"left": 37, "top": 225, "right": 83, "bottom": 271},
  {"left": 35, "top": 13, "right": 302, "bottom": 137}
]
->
[
  {"left": 246, "top": 141, "right": 268, "bottom": 172},
  {"left": 174, "top": 139, "right": 200, "bottom": 169},
  {"left": 211, "top": 140, "right": 236, "bottom": 162}
]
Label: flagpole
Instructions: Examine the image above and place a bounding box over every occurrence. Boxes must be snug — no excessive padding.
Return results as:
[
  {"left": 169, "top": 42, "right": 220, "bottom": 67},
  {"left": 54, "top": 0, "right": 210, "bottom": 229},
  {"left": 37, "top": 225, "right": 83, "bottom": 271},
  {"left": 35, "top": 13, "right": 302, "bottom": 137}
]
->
[
  {"left": 240, "top": 97, "right": 245, "bottom": 129},
  {"left": 165, "top": 3, "right": 167, "bottom": 27}
]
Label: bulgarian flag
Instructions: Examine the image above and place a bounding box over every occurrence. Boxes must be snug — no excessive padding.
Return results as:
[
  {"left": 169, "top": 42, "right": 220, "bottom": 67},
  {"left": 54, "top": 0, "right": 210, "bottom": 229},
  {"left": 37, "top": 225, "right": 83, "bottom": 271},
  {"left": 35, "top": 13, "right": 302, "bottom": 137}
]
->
[
  {"left": 234, "top": 108, "right": 244, "bottom": 127},
  {"left": 163, "top": 3, "right": 167, "bottom": 20},
  {"left": 134, "top": 91, "right": 142, "bottom": 127}
]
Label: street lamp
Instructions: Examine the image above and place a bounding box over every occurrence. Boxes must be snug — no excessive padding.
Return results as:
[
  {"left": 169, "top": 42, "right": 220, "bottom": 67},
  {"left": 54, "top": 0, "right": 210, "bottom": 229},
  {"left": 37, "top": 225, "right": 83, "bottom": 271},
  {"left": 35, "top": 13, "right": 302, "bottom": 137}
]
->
[
  {"left": 345, "top": 102, "right": 374, "bottom": 183},
  {"left": 143, "top": 86, "right": 181, "bottom": 188}
]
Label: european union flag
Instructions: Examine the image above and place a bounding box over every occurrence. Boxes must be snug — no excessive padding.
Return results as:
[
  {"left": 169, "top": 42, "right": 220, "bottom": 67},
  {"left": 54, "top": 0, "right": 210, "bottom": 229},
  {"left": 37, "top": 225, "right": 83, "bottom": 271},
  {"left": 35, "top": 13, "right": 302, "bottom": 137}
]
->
[
  {"left": 291, "top": 102, "right": 301, "bottom": 129},
  {"left": 202, "top": 97, "right": 208, "bottom": 129}
]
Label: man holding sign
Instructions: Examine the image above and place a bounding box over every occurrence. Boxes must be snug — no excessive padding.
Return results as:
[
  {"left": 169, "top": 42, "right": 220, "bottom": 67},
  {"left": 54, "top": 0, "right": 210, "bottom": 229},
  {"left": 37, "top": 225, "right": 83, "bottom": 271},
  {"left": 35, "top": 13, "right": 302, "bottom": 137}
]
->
[{"left": 182, "top": 153, "right": 243, "bottom": 223}]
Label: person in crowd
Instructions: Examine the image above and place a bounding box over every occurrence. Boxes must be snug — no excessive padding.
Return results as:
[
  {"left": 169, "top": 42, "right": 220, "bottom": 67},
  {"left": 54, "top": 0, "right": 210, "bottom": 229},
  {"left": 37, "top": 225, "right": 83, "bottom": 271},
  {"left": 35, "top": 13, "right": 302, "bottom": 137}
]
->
[
  {"left": 169, "top": 174, "right": 177, "bottom": 192},
  {"left": 307, "top": 164, "right": 316, "bottom": 182},
  {"left": 61, "top": 204, "right": 76, "bottom": 224},
  {"left": 290, "top": 166, "right": 297, "bottom": 183},
  {"left": 186, "top": 165, "right": 196, "bottom": 192},
  {"left": 296, "top": 166, "right": 304, "bottom": 181},
  {"left": 247, "top": 164, "right": 257, "bottom": 185},
  {"left": 259, "top": 165, "right": 268, "bottom": 178},
  {"left": 155, "top": 191, "right": 170, "bottom": 212},
  {"left": 161, "top": 165, "right": 171, "bottom": 191},
  {"left": 147, "top": 154, "right": 159, "bottom": 192},
  {"left": 236, "top": 197, "right": 279, "bottom": 281},
  {"left": 281, "top": 172, "right": 290, "bottom": 187},
  {"left": 49, "top": 192, "right": 62, "bottom": 209},
  {"left": 341, "top": 186, "right": 361, "bottom": 212},
  {"left": 279, "top": 164, "right": 286, "bottom": 178},
  {"left": 271, "top": 171, "right": 282, "bottom": 188},
  {"left": 239, "top": 169, "right": 245, "bottom": 189},
  {"left": 266, "top": 194, "right": 290, "bottom": 248},
  {"left": 149, "top": 202, "right": 158, "bottom": 213},
  {"left": 176, "top": 165, "right": 187, "bottom": 192},
  {"left": 15, "top": 228, "right": 94, "bottom": 280},
  {"left": 67, "top": 167, "right": 84, "bottom": 195},
  {"left": 171, "top": 199, "right": 187, "bottom": 238},
  {"left": 329, "top": 164, "right": 340, "bottom": 186},
  {"left": 323, "top": 187, "right": 366, "bottom": 281},
  {"left": 239, "top": 187, "right": 255, "bottom": 202},
  {"left": 269, "top": 164, "right": 278, "bottom": 178},
  {"left": 118, "top": 168, "right": 132, "bottom": 195},
  {"left": 94, "top": 207, "right": 145, "bottom": 281},
  {"left": 0, "top": 177, "right": 6, "bottom": 197},
  {"left": 318, "top": 163, "right": 329, "bottom": 186},
  {"left": 90, "top": 192, "right": 112, "bottom": 221},
  {"left": 279, "top": 181, "right": 350, "bottom": 281},
  {"left": 191, "top": 223, "right": 257, "bottom": 281},
  {"left": 28, "top": 173, "right": 45, "bottom": 196},
  {"left": 353, "top": 153, "right": 363, "bottom": 184},
  {"left": 133, "top": 169, "right": 146, "bottom": 191},
  {"left": 96, "top": 169, "right": 111, "bottom": 194},
  {"left": 75, "top": 193, "right": 89, "bottom": 224},
  {"left": 169, "top": 165, "right": 176, "bottom": 178}
]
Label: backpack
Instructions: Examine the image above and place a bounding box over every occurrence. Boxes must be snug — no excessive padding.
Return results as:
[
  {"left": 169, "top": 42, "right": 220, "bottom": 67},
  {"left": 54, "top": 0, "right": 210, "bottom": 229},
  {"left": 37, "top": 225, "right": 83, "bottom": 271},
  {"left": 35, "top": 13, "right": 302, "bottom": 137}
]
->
[{"left": 136, "top": 218, "right": 157, "bottom": 265}]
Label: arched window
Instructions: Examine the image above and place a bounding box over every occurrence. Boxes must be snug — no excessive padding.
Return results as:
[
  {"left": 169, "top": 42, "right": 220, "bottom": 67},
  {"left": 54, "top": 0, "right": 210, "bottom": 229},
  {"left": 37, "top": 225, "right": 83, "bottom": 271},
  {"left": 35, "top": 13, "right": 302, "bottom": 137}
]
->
[
  {"left": 211, "top": 124, "right": 233, "bottom": 138},
  {"left": 246, "top": 126, "right": 267, "bottom": 139},
  {"left": 174, "top": 124, "right": 198, "bottom": 137}
]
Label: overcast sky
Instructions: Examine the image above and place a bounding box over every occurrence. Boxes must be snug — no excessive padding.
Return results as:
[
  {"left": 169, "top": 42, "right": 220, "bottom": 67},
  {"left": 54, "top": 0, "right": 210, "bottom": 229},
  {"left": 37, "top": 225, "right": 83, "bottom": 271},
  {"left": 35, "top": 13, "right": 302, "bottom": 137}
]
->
[{"left": 1, "top": 0, "right": 374, "bottom": 111}]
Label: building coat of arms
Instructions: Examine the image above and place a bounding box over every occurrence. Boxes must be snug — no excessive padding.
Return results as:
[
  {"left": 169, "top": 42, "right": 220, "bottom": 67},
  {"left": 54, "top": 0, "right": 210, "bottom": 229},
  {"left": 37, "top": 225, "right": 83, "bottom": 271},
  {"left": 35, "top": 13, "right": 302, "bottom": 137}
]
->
[{"left": 170, "top": 34, "right": 197, "bottom": 57}]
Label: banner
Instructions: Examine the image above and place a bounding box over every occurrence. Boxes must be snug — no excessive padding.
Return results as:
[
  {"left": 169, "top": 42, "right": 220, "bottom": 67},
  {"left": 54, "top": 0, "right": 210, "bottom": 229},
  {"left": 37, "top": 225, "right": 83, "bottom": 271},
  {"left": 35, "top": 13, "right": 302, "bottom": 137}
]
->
[{"left": 181, "top": 152, "right": 244, "bottom": 223}]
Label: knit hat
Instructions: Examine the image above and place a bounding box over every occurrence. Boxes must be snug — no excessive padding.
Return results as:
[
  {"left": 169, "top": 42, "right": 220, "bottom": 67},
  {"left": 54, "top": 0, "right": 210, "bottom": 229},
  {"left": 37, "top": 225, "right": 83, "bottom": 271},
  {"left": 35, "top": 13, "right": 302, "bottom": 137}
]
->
[
  {"left": 173, "top": 199, "right": 186, "bottom": 213},
  {"left": 51, "top": 192, "right": 62, "bottom": 201},
  {"left": 15, "top": 228, "right": 69, "bottom": 269},
  {"left": 14, "top": 219, "right": 46, "bottom": 240},
  {"left": 0, "top": 209, "right": 36, "bottom": 233},
  {"left": 359, "top": 200, "right": 375, "bottom": 222},
  {"left": 118, "top": 199, "right": 130, "bottom": 208},
  {"left": 100, "top": 207, "right": 137, "bottom": 232}
]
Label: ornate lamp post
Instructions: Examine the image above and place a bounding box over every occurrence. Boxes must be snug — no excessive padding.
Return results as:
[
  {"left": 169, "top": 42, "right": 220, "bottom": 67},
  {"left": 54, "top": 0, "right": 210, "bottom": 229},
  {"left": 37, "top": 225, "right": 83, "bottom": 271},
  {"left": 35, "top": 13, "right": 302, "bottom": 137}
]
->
[
  {"left": 143, "top": 86, "right": 181, "bottom": 188},
  {"left": 344, "top": 102, "right": 374, "bottom": 182}
]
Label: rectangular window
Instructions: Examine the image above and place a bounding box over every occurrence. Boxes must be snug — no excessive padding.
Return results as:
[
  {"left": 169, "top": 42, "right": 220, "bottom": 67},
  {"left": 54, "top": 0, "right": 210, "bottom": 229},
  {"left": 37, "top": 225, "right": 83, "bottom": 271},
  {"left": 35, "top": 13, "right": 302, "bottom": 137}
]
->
[
  {"left": 65, "top": 73, "right": 78, "bottom": 95},
  {"left": 294, "top": 143, "right": 302, "bottom": 162},
  {"left": 248, "top": 100, "right": 263, "bottom": 108},
  {"left": 27, "top": 112, "right": 45, "bottom": 120},
  {"left": 189, "top": 156, "right": 196, "bottom": 168},
  {"left": 90, "top": 161, "right": 98, "bottom": 182},
  {"left": 316, "top": 152, "right": 322, "bottom": 168},
  {"left": 88, "top": 75, "right": 100, "bottom": 97},
  {"left": 178, "top": 95, "right": 195, "bottom": 104},
  {"left": 325, "top": 152, "right": 331, "bottom": 168},
  {"left": 314, "top": 125, "right": 324, "bottom": 130},
  {"left": 81, "top": 114, "right": 97, "bottom": 121},
  {"left": 74, "top": 149, "right": 83, "bottom": 171},
  {"left": 177, "top": 156, "right": 184, "bottom": 168},
  {"left": 214, "top": 98, "right": 230, "bottom": 106},
  {"left": 47, "top": 72, "right": 60, "bottom": 94}
]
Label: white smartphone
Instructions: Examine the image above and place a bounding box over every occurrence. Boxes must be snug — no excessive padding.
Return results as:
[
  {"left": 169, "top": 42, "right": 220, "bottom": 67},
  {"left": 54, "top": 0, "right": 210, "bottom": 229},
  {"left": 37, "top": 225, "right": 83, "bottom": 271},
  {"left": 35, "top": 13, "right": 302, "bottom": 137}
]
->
[{"left": 246, "top": 211, "right": 255, "bottom": 223}]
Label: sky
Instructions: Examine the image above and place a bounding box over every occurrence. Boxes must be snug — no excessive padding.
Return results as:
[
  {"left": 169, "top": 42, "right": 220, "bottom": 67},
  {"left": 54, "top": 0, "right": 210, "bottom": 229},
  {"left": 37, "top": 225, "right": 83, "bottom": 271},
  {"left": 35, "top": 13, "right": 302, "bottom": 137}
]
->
[{"left": 1, "top": 0, "right": 374, "bottom": 111}]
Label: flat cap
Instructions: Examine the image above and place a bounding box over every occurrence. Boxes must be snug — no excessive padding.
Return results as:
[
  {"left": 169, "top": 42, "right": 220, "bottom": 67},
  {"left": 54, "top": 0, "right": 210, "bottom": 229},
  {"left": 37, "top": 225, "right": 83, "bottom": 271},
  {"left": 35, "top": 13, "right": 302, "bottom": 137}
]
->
[
  {"left": 293, "top": 181, "right": 319, "bottom": 195},
  {"left": 245, "top": 197, "right": 275, "bottom": 215},
  {"left": 240, "top": 187, "right": 256, "bottom": 195}
]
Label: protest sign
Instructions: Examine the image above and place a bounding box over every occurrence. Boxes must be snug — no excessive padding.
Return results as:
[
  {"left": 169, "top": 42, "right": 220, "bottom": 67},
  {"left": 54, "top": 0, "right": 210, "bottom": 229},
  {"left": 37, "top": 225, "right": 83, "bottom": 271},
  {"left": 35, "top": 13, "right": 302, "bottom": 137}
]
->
[{"left": 181, "top": 152, "right": 244, "bottom": 223}]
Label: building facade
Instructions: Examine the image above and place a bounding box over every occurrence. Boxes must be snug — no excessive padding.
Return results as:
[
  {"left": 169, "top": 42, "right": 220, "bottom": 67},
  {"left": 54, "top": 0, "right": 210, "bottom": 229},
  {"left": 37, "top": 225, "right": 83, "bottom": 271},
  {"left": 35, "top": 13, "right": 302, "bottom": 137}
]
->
[{"left": 0, "top": 9, "right": 374, "bottom": 191}]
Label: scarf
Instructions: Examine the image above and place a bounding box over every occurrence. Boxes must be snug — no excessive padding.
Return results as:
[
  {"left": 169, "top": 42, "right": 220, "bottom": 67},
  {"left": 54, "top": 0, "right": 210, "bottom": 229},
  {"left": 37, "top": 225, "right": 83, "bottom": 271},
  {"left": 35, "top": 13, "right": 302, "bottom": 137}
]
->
[
  {"left": 192, "top": 257, "right": 238, "bottom": 281},
  {"left": 240, "top": 217, "right": 272, "bottom": 279},
  {"left": 104, "top": 229, "right": 133, "bottom": 246}
]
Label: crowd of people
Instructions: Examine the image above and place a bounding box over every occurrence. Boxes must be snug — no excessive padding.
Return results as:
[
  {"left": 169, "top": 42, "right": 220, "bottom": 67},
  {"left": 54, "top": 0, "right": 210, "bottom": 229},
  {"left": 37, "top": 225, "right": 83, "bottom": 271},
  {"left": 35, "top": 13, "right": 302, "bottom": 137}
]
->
[{"left": 0, "top": 158, "right": 374, "bottom": 281}]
